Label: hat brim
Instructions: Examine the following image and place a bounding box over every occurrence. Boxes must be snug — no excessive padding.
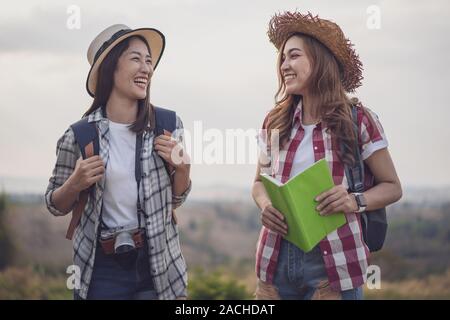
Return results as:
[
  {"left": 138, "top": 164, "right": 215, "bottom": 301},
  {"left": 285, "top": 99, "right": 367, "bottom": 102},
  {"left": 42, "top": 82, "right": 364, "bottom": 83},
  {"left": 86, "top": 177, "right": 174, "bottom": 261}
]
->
[
  {"left": 268, "top": 12, "right": 363, "bottom": 92},
  {"left": 86, "top": 28, "right": 165, "bottom": 97}
]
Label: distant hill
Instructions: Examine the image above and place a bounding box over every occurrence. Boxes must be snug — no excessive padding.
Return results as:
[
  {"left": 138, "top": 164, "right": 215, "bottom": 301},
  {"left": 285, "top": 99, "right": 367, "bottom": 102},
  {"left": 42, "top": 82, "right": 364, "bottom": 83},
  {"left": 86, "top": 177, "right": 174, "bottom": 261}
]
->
[
  {"left": 3, "top": 199, "right": 261, "bottom": 273},
  {"left": 2, "top": 175, "right": 449, "bottom": 204},
  {"left": 4, "top": 192, "right": 450, "bottom": 276}
]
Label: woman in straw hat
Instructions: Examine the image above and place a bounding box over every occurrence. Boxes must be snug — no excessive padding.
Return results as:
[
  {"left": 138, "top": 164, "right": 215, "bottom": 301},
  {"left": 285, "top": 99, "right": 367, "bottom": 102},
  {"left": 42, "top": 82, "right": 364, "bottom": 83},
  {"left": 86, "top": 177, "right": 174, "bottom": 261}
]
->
[
  {"left": 45, "top": 25, "right": 191, "bottom": 300},
  {"left": 252, "top": 11, "right": 402, "bottom": 300}
]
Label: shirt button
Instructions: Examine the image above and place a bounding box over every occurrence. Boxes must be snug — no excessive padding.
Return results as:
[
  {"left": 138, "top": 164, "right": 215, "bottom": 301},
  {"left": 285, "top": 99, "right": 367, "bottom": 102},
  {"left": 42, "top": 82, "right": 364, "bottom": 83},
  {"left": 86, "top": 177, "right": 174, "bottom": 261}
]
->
[
  {"left": 314, "top": 146, "right": 318, "bottom": 150},
  {"left": 323, "top": 250, "right": 328, "bottom": 255},
  {"left": 152, "top": 269, "right": 156, "bottom": 274},
  {"left": 143, "top": 172, "right": 148, "bottom": 177}
]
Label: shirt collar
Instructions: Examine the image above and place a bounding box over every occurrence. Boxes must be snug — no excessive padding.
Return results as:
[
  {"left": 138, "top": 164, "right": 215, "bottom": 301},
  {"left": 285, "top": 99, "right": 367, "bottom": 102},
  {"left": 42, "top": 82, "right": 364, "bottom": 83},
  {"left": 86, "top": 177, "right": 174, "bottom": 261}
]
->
[
  {"left": 87, "top": 105, "right": 153, "bottom": 139},
  {"left": 293, "top": 98, "right": 303, "bottom": 126},
  {"left": 87, "top": 106, "right": 107, "bottom": 123},
  {"left": 292, "top": 98, "right": 322, "bottom": 130}
]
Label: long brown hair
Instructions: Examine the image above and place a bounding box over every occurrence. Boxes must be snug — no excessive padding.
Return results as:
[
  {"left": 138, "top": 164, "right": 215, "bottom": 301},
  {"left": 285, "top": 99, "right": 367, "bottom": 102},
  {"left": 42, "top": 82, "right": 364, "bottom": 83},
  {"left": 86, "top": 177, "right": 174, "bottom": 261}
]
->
[
  {"left": 266, "top": 33, "right": 358, "bottom": 166},
  {"left": 83, "top": 35, "right": 154, "bottom": 134}
]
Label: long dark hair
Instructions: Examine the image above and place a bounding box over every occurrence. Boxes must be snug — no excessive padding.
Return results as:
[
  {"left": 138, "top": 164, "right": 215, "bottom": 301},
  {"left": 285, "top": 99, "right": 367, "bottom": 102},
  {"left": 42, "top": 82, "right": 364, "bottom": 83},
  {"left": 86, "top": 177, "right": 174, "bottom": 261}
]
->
[
  {"left": 83, "top": 35, "right": 154, "bottom": 134},
  {"left": 267, "top": 33, "right": 359, "bottom": 166}
]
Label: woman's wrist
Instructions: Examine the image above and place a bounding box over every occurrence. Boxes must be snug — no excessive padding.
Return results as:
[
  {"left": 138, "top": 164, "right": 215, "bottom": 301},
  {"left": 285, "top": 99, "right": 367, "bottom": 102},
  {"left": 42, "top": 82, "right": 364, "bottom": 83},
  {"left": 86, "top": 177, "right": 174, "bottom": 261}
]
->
[
  {"left": 260, "top": 199, "right": 272, "bottom": 211},
  {"left": 350, "top": 194, "right": 359, "bottom": 212},
  {"left": 65, "top": 176, "right": 81, "bottom": 195},
  {"left": 174, "top": 162, "right": 190, "bottom": 174},
  {"left": 350, "top": 192, "right": 366, "bottom": 213}
]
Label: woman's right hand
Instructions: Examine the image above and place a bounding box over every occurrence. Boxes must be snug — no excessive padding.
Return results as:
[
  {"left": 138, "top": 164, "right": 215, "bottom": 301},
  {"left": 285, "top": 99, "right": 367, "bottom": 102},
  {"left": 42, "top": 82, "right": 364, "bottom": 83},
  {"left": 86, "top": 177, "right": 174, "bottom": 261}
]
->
[
  {"left": 261, "top": 203, "right": 288, "bottom": 236},
  {"left": 67, "top": 156, "right": 105, "bottom": 193}
]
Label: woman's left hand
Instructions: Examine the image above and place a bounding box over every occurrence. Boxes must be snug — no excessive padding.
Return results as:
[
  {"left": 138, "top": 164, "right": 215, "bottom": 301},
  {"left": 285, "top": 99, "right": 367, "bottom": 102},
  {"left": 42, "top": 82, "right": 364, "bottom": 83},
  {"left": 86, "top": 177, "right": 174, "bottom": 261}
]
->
[
  {"left": 154, "top": 130, "right": 190, "bottom": 171},
  {"left": 315, "top": 185, "right": 358, "bottom": 216}
]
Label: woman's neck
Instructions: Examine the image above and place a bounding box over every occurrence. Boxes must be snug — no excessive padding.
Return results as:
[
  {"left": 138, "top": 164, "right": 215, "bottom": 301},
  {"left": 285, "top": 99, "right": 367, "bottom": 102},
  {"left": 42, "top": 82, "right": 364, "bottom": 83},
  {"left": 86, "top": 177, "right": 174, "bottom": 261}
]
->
[
  {"left": 301, "top": 94, "right": 319, "bottom": 125},
  {"left": 105, "top": 90, "right": 138, "bottom": 124}
]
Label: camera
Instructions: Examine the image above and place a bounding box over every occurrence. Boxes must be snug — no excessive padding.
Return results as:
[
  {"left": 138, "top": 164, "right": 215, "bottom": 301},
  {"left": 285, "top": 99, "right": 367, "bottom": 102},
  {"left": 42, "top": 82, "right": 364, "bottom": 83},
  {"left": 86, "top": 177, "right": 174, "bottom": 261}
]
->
[{"left": 99, "top": 224, "right": 145, "bottom": 260}]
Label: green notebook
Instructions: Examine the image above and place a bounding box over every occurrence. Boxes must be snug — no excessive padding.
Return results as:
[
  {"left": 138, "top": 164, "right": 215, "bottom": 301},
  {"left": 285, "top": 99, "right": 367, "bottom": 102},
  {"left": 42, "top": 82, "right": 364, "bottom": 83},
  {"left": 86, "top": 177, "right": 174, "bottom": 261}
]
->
[{"left": 260, "top": 158, "right": 346, "bottom": 252}]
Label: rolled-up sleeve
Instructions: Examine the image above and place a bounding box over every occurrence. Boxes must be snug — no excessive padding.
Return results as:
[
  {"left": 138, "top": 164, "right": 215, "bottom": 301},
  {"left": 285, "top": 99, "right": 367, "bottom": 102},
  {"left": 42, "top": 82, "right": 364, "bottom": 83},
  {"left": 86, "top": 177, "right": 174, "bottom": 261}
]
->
[
  {"left": 45, "top": 127, "right": 79, "bottom": 216},
  {"left": 172, "top": 179, "right": 192, "bottom": 209},
  {"left": 256, "top": 115, "right": 273, "bottom": 175},
  {"left": 171, "top": 115, "right": 192, "bottom": 209},
  {"left": 359, "top": 107, "right": 389, "bottom": 161}
]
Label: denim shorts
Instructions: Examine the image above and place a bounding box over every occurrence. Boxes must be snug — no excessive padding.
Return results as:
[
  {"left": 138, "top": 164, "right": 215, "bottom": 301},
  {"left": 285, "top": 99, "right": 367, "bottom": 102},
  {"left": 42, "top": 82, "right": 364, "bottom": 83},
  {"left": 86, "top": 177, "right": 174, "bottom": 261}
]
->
[
  {"left": 273, "top": 238, "right": 363, "bottom": 300},
  {"left": 77, "top": 235, "right": 157, "bottom": 300}
]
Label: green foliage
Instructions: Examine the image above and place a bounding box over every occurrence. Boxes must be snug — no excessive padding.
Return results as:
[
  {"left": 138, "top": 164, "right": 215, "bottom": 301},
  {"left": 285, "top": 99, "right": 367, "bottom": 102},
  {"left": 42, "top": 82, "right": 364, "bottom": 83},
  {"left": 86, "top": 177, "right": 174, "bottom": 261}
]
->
[
  {"left": 364, "top": 269, "right": 450, "bottom": 300},
  {"left": 0, "top": 192, "right": 15, "bottom": 270},
  {"left": 188, "top": 220, "right": 197, "bottom": 231},
  {"left": 188, "top": 268, "right": 252, "bottom": 300},
  {"left": 2, "top": 198, "right": 450, "bottom": 299},
  {"left": 0, "top": 267, "right": 71, "bottom": 299}
]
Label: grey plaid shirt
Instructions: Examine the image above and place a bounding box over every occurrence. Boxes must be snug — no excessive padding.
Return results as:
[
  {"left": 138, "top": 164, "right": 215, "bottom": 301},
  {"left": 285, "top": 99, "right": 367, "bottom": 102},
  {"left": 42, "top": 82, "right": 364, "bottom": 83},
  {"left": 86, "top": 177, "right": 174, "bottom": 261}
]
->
[{"left": 45, "top": 107, "right": 191, "bottom": 299}]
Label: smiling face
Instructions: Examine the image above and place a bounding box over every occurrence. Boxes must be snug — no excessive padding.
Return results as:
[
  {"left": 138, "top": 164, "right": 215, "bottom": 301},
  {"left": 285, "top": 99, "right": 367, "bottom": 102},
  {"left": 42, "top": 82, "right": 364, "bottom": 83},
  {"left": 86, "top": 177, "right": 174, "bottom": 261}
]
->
[
  {"left": 113, "top": 37, "right": 153, "bottom": 100},
  {"left": 280, "top": 35, "right": 312, "bottom": 96}
]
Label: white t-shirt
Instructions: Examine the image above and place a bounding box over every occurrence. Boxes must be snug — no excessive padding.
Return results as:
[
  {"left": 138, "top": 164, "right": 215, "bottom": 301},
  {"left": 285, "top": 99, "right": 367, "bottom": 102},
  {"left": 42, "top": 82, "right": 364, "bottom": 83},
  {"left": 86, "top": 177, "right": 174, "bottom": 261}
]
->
[
  {"left": 101, "top": 120, "right": 139, "bottom": 229},
  {"left": 289, "top": 123, "right": 316, "bottom": 179}
]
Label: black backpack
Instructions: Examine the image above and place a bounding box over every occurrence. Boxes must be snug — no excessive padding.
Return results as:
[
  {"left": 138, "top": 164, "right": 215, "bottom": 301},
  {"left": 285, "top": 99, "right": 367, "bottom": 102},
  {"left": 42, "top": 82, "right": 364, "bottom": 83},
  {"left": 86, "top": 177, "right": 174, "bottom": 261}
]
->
[{"left": 343, "top": 105, "right": 388, "bottom": 252}]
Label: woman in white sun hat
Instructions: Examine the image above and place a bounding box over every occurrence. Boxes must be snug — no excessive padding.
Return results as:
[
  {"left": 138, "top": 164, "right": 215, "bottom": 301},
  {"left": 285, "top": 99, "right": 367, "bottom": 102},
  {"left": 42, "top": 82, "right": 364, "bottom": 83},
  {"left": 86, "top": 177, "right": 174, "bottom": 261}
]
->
[{"left": 45, "top": 24, "right": 192, "bottom": 300}]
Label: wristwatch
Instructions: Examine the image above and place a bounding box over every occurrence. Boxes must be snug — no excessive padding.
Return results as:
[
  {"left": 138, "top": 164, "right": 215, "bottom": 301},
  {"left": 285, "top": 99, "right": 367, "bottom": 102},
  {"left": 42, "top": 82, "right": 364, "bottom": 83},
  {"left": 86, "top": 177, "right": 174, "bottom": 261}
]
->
[{"left": 352, "top": 193, "right": 367, "bottom": 213}]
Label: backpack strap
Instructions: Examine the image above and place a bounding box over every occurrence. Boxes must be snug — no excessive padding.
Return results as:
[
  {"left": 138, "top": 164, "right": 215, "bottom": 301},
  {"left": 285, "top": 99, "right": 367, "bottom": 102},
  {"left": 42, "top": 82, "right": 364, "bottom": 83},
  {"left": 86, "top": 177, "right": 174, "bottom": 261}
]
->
[
  {"left": 342, "top": 105, "right": 368, "bottom": 243},
  {"left": 153, "top": 106, "right": 178, "bottom": 224},
  {"left": 343, "top": 105, "right": 364, "bottom": 193},
  {"left": 154, "top": 106, "right": 177, "bottom": 136},
  {"left": 70, "top": 118, "right": 100, "bottom": 159},
  {"left": 342, "top": 105, "right": 388, "bottom": 252},
  {"left": 66, "top": 118, "right": 99, "bottom": 240},
  {"left": 153, "top": 106, "right": 177, "bottom": 178}
]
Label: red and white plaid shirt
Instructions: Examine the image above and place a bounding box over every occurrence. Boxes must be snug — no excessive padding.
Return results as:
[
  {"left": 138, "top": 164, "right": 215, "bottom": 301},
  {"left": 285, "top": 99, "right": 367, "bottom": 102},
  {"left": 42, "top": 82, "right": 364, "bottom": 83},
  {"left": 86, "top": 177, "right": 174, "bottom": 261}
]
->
[{"left": 255, "top": 101, "right": 388, "bottom": 291}]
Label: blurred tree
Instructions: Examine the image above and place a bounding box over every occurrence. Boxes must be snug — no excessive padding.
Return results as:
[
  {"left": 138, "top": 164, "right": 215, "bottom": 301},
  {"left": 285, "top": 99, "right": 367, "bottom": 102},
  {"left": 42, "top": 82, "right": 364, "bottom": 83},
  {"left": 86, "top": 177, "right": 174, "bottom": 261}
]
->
[
  {"left": 188, "top": 268, "right": 252, "bottom": 300},
  {"left": 0, "top": 266, "right": 71, "bottom": 299},
  {"left": 0, "top": 192, "right": 15, "bottom": 270},
  {"left": 188, "top": 220, "right": 197, "bottom": 231}
]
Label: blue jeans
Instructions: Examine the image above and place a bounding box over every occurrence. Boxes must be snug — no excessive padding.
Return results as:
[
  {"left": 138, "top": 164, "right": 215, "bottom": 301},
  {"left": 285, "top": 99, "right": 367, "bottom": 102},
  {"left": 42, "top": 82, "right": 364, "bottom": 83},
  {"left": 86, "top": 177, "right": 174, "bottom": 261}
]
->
[
  {"left": 273, "top": 239, "right": 363, "bottom": 300},
  {"left": 79, "top": 237, "right": 157, "bottom": 300}
]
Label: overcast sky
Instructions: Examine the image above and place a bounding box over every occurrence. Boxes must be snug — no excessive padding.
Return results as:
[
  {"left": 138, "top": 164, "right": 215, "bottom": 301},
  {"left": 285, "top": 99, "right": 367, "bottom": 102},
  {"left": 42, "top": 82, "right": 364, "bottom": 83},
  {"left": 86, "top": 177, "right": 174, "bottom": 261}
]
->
[{"left": 0, "top": 0, "right": 449, "bottom": 195}]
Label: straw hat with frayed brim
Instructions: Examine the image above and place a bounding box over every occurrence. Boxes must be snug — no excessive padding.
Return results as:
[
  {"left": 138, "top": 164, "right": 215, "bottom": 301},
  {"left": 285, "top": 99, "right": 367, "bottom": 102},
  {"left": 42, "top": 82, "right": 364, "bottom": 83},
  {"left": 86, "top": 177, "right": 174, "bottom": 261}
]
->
[
  {"left": 86, "top": 24, "right": 165, "bottom": 97},
  {"left": 268, "top": 11, "right": 363, "bottom": 92}
]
